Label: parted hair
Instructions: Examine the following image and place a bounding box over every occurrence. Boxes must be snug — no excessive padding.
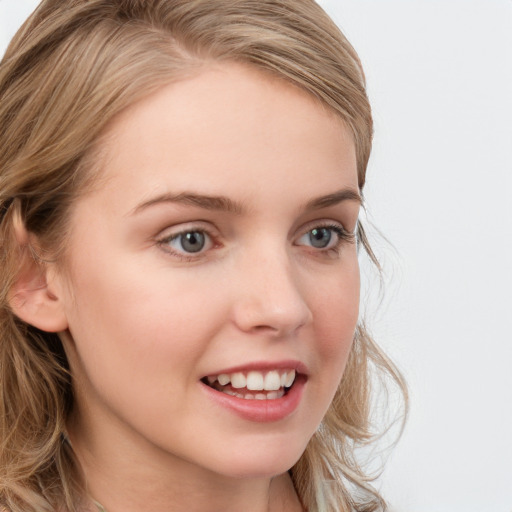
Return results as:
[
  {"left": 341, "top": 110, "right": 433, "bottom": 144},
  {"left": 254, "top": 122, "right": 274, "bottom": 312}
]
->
[{"left": 0, "top": 1, "right": 407, "bottom": 511}]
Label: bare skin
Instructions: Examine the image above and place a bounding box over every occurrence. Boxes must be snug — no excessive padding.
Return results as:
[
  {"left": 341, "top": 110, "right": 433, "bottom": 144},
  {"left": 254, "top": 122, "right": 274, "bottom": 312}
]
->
[{"left": 37, "top": 63, "right": 360, "bottom": 512}]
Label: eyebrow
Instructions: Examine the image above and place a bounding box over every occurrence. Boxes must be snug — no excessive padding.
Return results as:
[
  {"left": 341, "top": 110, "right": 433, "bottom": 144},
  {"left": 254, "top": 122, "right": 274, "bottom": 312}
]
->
[
  {"left": 132, "top": 192, "right": 245, "bottom": 215},
  {"left": 304, "top": 188, "right": 362, "bottom": 210},
  {"left": 131, "top": 188, "right": 361, "bottom": 216}
]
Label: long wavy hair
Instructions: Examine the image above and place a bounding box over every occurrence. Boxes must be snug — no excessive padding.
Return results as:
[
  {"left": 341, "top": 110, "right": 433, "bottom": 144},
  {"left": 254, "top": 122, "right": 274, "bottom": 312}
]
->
[{"left": 0, "top": 1, "right": 407, "bottom": 511}]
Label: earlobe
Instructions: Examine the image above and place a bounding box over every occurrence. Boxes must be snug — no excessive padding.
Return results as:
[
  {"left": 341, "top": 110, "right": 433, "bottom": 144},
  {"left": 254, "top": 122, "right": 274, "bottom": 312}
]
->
[{"left": 8, "top": 222, "right": 68, "bottom": 333}]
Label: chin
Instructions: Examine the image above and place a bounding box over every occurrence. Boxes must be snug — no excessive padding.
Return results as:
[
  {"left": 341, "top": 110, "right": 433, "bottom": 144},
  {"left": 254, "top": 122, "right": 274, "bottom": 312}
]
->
[{"left": 208, "top": 436, "right": 308, "bottom": 480}]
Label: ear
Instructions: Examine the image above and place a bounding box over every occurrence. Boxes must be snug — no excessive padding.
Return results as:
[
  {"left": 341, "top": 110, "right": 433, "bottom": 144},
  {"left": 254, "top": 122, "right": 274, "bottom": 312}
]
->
[{"left": 8, "top": 221, "right": 68, "bottom": 333}]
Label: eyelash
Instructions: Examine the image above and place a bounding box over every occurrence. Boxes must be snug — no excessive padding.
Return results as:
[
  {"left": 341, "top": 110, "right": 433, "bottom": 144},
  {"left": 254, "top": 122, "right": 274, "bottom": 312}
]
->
[
  {"left": 298, "top": 223, "right": 355, "bottom": 257},
  {"left": 157, "top": 227, "right": 217, "bottom": 262},
  {"left": 157, "top": 222, "right": 355, "bottom": 262}
]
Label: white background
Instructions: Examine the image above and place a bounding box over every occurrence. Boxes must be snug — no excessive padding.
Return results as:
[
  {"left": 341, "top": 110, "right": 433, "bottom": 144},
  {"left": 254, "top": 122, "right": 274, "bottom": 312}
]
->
[{"left": 1, "top": 1, "right": 511, "bottom": 511}]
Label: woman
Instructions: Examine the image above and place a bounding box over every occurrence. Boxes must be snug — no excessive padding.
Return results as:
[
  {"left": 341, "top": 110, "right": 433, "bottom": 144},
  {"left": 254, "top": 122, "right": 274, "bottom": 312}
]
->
[{"left": 0, "top": 1, "right": 406, "bottom": 511}]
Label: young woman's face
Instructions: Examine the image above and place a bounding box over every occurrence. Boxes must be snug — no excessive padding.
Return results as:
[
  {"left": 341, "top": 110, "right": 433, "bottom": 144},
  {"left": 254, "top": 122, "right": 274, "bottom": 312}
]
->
[{"left": 57, "top": 63, "right": 361, "bottom": 480}]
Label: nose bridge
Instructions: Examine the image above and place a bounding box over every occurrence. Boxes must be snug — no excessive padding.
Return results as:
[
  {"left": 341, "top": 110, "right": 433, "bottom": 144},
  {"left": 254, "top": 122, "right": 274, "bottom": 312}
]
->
[{"left": 231, "top": 237, "right": 312, "bottom": 336}]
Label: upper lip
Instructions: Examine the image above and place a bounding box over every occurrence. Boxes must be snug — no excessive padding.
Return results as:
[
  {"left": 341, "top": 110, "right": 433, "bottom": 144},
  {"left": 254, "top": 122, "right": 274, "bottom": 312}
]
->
[{"left": 202, "top": 360, "right": 309, "bottom": 378}]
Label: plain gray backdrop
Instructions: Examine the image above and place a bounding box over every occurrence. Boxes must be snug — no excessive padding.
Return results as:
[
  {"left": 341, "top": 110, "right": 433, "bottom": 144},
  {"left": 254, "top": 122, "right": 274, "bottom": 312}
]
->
[{"left": 1, "top": 1, "right": 511, "bottom": 511}]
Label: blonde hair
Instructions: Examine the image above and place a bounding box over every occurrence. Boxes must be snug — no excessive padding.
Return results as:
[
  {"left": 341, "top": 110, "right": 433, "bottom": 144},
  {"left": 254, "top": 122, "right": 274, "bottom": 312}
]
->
[{"left": 0, "top": 1, "right": 407, "bottom": 511}]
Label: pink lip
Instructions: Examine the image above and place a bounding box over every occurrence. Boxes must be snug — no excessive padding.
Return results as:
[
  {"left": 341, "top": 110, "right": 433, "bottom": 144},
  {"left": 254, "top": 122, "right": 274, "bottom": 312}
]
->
[
  {"left": 200, "top": 360, "right": 308, "bottom": 423},
  {"left": 204, "top": 359, "right": 309, "bottom": 377}
]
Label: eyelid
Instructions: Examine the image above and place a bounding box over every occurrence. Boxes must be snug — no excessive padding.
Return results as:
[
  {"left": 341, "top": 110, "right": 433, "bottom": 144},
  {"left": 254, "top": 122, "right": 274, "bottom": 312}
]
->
[
  {"left": 294, "top": 220, "right": 356, "bottom": 254},
  {"left": 156, "top": 220, "right": 217, "bottom": 239},
  {"left": 296, "top": 219, "right": 354, "bottom": 239},
  {"left": 156, "top": 222, "right": 220, "bottom": 260},
  {"left": 154, "top": 218, "right": 355, "bottom": 262}
]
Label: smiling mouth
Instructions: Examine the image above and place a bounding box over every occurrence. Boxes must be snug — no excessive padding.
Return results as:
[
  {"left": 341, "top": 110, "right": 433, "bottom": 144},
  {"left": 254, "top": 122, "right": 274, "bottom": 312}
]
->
[{"left": 201, "top": 369, "right": 297, "bottom": 400}]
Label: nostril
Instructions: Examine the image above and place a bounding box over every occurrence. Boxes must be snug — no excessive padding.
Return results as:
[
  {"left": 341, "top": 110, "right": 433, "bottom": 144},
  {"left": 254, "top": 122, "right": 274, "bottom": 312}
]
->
[{"left": 252, "top": 324, "right": 278, "bottom": 333}]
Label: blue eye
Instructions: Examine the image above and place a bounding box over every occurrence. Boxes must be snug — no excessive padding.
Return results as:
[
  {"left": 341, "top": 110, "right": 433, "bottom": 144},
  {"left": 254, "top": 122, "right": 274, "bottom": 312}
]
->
[
  {"left": 297, "top": 224, "right": 348, "bottom": 251},
  {"left": 308, "top": 227, "right": 333, "bottom": 248},
  {"left": 166, "top": 230, "right": 211, "bottom": 254}
]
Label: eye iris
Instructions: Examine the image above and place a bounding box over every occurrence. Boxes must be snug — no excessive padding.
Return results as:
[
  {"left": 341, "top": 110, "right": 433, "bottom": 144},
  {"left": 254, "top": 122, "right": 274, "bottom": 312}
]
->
[
  {"left": 180, "top": 232, "right": 205, "bottom": 253},
  {"left": 309, "top": 228, "right": 332, "bottom": 248}
]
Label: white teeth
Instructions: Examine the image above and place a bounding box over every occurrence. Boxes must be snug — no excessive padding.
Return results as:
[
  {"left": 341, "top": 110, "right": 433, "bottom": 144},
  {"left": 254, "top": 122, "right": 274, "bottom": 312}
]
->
[
  {"left": 266, "top": 390, "right": 285, "bottom": 399},
  {"left": 246, "top": 371, "right": 264, "bottom": 390},
  {"left": 231, "top": 372, "right": 246, "bottom": 389},
  {"left": 284, "top": 370, "right": 296, "bottom": 388},
  {"left": 243, "top": 370, "right": 291, "bottom": 391},
  {"left": 217, "top": 374, "right": 230, "bottom": 386},
  {"left": 264, "top": 371, "right": 281, "bottom": 391},
  {"left": 223, "top": 389, "right": 286, "bottom": 400},
  {"left": 207, "top": 369, "right": 297, "bottom": 391}
]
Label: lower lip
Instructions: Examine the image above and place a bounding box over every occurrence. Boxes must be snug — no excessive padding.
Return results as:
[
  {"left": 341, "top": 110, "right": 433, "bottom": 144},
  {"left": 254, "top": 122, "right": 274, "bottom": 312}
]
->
[{"left": 200, "top": 376, "right": 306, "bottom": 423}]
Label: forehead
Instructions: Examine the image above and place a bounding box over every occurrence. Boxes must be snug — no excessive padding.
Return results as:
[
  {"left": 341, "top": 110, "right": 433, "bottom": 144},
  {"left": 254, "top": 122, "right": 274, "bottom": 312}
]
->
[{"left": 88, "top": 62, "right": 357, "bottom": 210}]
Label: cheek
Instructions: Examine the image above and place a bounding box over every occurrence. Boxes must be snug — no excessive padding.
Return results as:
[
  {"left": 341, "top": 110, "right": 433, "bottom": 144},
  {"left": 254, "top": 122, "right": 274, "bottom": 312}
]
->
[
  {"left": 62, "top": 255, "right": 230, "bottom": 389},
  {"left": 313, "top": 259, "right": 360, "bottom": 352},
  {"left": 305, "top": 260, "right": 360, "bottom": 412},
  {"left": 61, "top": 268, "right": 227, "bottom": 432}
]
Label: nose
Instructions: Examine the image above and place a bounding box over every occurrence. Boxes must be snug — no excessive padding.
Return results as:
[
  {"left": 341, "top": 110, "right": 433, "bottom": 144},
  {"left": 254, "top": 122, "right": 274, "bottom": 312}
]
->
[{"left": 231, "top": 247, "right": 313, "bottom": 337}]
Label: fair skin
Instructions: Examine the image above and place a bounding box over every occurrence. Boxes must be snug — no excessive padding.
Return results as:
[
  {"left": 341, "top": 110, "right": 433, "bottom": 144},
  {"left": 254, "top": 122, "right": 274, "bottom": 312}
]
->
[{"left": 25, "top": 63, "right": 361, "bottom": 511}]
